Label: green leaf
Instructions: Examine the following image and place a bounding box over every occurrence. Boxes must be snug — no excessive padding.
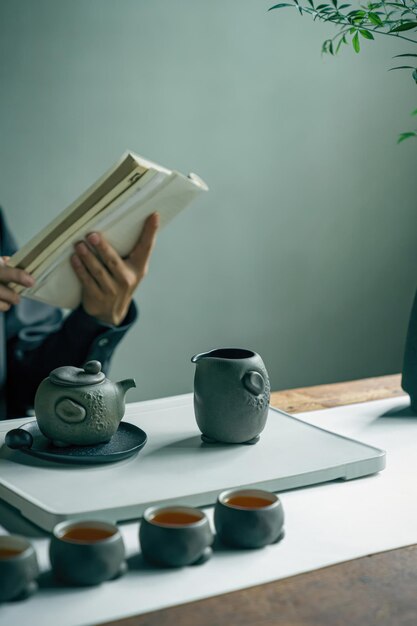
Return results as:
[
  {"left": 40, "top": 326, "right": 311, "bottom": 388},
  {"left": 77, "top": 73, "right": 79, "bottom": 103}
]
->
[
  {"left": 390, "top": 22, "right": 417, "bottom": 32},
  {"left": 393, "top": 54, "right": 417, "bottom": 58},
  {"left": 338, "top": 3, "right": 351, "bottom": 7},
  {"left": 336, "top": 36, "right": 346, "bottom": 52},
  {"left": 388, "top": 65, "right": 416, "bottom": 70},
  {"left": 359, "top": 29, "right": 374, "bottom": 39},
  {"left": 368, "top": 12, "right": 383, "bottom": 26},
  {"left": 413, "top": 69, "right": 417, "bottom": 83},
  {"left": 268, "top": 3, "right": 293, "bottom": 9},
  {"left": 398, "top": 131, "right": 417, "bottom": 143},
  {"left": 411, "top": 109, "right": 417, "bottom": 116},
  {"left": 352, "top": 31, "right": 360, "bottom": 52}
]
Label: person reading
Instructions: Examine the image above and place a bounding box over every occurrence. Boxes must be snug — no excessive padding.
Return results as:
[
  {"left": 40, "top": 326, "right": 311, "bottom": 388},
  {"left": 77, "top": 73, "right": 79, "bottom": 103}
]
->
[{"left": 0, "top": 209, "right": 159, "bottom": 419}]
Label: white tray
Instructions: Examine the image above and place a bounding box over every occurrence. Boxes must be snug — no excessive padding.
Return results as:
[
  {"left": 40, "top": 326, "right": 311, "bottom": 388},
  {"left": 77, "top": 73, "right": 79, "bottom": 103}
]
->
[{"left": 0, "top": 394, "right": 385, "bottom": 531}]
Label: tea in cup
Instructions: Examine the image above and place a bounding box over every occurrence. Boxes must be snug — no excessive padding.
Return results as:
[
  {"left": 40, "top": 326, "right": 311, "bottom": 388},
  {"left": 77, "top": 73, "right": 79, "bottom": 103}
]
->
[
  {"left": 139, "top": 505, "right": 213, "bottom": 567},
  {"left": 214, "top": 488, "right": 284, "bottom": 548},
  {"left": 49, "top": 520, "right": 126, "bottom": 586},
  {"left": 0, "top": 535, "right": 39, "bottom": 602}
]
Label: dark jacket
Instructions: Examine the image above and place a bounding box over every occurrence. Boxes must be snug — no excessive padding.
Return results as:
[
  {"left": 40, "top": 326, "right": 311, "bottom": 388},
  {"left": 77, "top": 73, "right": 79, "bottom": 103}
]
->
[{"left": 0, "top": 209, "right": 137, "bottom": 418}]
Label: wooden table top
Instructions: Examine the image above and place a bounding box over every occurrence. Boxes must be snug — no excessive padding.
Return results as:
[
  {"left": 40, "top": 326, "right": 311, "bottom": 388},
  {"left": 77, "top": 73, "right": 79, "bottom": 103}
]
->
[{"left": 105, "top": 374, "right": 409, "bottom": 626}]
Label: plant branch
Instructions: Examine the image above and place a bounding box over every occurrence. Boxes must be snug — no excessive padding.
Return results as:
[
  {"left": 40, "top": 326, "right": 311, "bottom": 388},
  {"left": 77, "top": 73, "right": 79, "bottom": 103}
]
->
[{"left": 269, "top": 0, "right": 417, "bottom": 141}]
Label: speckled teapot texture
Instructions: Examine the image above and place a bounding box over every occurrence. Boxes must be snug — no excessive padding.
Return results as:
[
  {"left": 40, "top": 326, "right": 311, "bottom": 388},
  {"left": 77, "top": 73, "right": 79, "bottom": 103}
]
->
[
  {"left": 34, "top": 360, "right": 136, "bottom": 447},
  {"left": 191, "top": 348, "right": 270, "bottom": 444}
]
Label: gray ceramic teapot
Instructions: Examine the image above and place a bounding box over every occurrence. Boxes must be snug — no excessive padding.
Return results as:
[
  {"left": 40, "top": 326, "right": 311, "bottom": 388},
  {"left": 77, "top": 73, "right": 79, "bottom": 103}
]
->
[
  {"left": 34, "top": 361, "right": 136, "bottom": 447},
  {"left": 191, "top": 348, "right": 270, "bottom": 444}
]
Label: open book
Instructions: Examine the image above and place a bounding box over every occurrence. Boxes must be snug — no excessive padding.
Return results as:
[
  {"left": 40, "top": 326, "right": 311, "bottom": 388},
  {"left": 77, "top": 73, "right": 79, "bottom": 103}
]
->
[{"left": 8, "top": 151, "right": 208, "bottom": 309}]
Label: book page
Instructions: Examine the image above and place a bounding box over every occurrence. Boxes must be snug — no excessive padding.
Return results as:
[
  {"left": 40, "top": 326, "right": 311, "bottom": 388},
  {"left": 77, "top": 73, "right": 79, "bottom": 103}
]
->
[
  {"left": 22, "top": 173, "right": 205, "bottom": 309},
  {"left": 8, "top": 152, "right": 144, "bottom": 270},
  {"left": 29, "top": 171, "right": 167, "bottom": 287}
]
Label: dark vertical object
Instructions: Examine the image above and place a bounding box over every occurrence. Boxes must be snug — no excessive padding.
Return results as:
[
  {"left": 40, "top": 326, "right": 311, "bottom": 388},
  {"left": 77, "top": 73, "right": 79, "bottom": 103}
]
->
[
  {"left": 402, "top": 288, "right": 417, "bottom": 409},
  {"left": 0, "top": 312, "right": 6, "bottom": 419}
]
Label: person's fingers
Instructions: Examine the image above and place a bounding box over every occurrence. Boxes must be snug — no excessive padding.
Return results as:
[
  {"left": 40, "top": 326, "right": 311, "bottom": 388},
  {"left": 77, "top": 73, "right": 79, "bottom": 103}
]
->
[
  {"left": 86, "top": 232, "right": 127, "bottom": 283},
  {"left": 71, "top": 253, "right": 103, "bottom": 299},
  {"left": 73, "top": 243, "right": 116, "bottom": 295},
  {"left": 0, "top": 264, "right": 35, "bottom": 288},
  {"left": 128, "top": 213, "right": 159, "bottom": 273},
  {"left": 0, "top": 284, "right": 20, "bottom": 306}
]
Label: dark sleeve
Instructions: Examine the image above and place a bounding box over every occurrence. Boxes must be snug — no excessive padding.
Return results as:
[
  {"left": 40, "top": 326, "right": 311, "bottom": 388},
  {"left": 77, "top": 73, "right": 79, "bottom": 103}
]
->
[{"left": 6, "top": 301, "right": 137, "bottom": 418}]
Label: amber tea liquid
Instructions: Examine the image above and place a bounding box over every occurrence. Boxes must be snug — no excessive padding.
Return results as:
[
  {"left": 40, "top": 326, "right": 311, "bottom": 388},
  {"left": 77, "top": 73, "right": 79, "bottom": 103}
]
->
[
  {"left": 61, "top": 527, "right": 115, "bottom": 542},
  {"left": 225, "top": 495, "right": 273, "bottom": 509},
  {"left": 151, "top": 511, "right": 202, "bottom": 526}
]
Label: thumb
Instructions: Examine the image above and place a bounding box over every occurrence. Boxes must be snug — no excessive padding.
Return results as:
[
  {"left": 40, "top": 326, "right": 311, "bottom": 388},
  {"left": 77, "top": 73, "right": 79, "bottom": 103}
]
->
[{"left": 128, "top": 213, "right": 159, "bottom": 268}]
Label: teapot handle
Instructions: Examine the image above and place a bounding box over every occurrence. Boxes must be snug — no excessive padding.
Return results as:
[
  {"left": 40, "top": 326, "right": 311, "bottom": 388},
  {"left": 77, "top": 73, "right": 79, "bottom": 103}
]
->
[{"left": 243, "top": 371, "right": 265, "bottom": 396}]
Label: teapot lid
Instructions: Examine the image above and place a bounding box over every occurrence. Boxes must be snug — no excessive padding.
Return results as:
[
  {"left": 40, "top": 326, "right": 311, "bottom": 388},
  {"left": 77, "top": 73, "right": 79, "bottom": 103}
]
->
[{"left": 49, "top": 361, "right": 106, "bottom": 387}]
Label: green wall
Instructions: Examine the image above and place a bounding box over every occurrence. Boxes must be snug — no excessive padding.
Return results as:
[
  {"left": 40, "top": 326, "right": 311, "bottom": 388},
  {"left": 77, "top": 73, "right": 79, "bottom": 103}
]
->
[{"left": 1, "top": 0, "right": 416, "bottom": 401}]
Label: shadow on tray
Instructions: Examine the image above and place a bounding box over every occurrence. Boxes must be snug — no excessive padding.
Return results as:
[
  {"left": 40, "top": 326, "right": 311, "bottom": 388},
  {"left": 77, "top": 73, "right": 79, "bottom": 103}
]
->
[
  {"left": 379, "top": 403, "right": 417, "bottom": 419},
  {"left": 0, "top": 498, "right": 48, "bottom": 538}
]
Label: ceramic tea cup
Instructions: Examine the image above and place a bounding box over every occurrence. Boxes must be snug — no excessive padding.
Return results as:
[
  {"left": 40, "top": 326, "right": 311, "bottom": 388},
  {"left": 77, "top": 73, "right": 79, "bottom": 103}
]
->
[
  {"left": 139, "top": 505, "right": 214, "bottom": 567},
  {"left": 0, "top": 534, "right": 39, "bottom": 602},
  {"left": 49, "top": 520, "right": 127, "bottom": 586},
  {"left": 214, "top": 488, "right": 284, "bottom": 549}
]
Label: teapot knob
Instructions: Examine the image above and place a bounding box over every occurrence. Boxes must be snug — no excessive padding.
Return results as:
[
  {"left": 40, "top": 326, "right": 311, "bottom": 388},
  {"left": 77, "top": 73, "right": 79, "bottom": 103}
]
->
[{"left": 84, "top": 360, "right": 102, "bottom": 375}]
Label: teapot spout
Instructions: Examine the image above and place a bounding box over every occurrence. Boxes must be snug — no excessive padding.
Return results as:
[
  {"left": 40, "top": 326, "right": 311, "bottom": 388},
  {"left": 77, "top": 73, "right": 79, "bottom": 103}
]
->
[{"left": 115, "top": 378, "right": 136, "bottom": 412}]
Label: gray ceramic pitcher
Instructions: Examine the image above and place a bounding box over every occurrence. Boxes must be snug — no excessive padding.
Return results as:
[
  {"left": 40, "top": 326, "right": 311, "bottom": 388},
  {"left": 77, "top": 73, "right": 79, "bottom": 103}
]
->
[{"left": 191, "top": 348, "right": 270, "bottom": 444}]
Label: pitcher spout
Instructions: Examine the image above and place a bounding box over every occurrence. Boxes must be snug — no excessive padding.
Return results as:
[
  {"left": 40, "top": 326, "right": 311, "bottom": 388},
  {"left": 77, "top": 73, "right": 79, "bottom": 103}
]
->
[
  {"left": 191, "top": 351, "right": 211, "bottom": 363},
  {"left": 192, "top": 348, "right": 256, "bottom": 364}
]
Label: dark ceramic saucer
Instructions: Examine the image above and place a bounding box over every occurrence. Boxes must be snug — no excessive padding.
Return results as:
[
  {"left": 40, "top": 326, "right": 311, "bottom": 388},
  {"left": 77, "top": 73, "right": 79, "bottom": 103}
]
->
[{"left": 5, "top": 421, "right": 147, "bottom": 465}]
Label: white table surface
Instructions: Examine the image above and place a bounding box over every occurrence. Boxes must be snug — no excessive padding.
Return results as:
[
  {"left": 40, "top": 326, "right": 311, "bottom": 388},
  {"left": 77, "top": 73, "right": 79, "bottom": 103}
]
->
[{"left": 0, "top": 394, "right": 415, "bottom": 626}]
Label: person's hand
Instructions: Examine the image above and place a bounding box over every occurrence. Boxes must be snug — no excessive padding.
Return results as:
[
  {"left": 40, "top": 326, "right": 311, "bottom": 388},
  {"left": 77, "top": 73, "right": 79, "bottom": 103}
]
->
[
  {"left": 71, "top": 212, "right": 159, "bottom": 326},
  {"left": 0, "top": 256, "right": 35, "bottom": 312}
]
